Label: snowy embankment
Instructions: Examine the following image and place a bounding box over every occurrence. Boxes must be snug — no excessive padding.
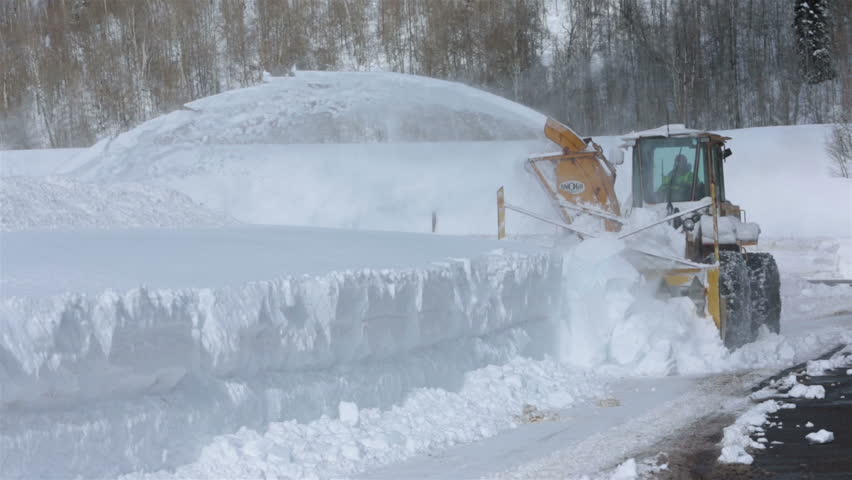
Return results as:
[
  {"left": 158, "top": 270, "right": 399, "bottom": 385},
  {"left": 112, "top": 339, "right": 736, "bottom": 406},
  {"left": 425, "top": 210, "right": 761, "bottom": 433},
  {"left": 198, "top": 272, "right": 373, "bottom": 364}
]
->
[{"left": 0, "top": 228, "right": 559, "bottom": 478}]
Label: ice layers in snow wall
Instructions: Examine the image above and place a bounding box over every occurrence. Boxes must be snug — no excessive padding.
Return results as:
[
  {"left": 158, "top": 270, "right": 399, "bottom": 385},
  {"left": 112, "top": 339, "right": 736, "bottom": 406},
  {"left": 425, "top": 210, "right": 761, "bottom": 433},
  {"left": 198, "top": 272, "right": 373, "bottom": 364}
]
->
[{"left": 0, "top": 250, "right": 561, "bottom": 478}]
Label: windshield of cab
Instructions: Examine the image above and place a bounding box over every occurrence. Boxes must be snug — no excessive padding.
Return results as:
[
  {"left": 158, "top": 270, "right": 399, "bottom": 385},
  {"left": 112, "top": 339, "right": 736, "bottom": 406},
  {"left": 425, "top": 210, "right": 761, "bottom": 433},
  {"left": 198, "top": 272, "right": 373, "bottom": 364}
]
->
[{"left": 638, "top": 137, "right": 707, "bottom": 203}]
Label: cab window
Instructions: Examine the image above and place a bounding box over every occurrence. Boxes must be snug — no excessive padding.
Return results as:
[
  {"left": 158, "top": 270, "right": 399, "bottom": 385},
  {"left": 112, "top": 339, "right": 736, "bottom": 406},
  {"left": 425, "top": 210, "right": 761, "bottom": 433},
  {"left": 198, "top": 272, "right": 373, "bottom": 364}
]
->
[{"left": 639, "top": 137, "right": 700, "bottom": 203}]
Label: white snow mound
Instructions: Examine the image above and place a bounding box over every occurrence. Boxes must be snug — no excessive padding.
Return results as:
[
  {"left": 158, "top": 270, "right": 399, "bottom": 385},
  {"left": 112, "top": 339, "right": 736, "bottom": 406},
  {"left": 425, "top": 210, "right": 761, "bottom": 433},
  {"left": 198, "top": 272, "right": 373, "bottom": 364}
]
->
[{"left": 69, "top": 71, "right": 553, "bottom": 233}]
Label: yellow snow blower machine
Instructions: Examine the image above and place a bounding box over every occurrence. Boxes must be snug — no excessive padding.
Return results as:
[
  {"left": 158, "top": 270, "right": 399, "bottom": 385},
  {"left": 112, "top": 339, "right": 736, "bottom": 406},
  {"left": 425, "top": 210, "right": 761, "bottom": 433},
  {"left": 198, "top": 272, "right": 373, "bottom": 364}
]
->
[{"left": 498, "top": 118, "right": 780, "bottom": 349}]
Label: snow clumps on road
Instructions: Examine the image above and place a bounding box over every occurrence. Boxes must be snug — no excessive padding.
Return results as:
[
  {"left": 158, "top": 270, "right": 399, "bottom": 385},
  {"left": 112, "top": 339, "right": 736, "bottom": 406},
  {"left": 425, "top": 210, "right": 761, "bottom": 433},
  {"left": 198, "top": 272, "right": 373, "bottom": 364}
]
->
[
  {"left": 805, "top": 429, "right": 834, "bottom": 444},
  {"left": 718, "top": 400, "right": 796, "bottom": 464},
  {"left": 556, "top": 236, "right": 728, "bottom": 376}
]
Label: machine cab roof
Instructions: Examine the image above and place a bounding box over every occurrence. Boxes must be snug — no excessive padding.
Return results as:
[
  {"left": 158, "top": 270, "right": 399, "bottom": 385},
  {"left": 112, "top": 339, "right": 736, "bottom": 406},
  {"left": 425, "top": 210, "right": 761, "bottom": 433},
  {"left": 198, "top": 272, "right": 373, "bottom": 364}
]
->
[{"left": 619, "top": 124, "right": 731, "bottom": 146}]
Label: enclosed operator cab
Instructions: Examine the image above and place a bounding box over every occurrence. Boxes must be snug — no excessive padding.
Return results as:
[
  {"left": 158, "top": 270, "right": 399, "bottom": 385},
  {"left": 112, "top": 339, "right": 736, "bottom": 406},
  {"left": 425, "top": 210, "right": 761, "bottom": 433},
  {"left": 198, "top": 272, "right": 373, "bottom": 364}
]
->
[{"left": 621, "top": 125, "right": 760, "bottom": 260}]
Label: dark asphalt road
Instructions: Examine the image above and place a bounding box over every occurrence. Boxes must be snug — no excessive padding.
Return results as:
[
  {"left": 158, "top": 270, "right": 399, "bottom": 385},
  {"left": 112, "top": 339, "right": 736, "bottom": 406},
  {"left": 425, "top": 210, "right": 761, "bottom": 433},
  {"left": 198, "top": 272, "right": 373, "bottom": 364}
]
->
[
  {"left": 655, "top": 346, "right": 852, "bottom": 480},
  {"left": 752, "top": 351, "right": 852, "bottom": 479}
]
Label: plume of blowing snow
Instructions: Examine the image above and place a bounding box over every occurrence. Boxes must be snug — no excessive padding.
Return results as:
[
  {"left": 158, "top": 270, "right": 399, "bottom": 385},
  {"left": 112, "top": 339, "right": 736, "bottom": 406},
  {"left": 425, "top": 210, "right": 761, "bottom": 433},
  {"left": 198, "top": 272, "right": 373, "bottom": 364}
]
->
[{"left": 556, "top": 236, "right": 728, "bottom": 375}]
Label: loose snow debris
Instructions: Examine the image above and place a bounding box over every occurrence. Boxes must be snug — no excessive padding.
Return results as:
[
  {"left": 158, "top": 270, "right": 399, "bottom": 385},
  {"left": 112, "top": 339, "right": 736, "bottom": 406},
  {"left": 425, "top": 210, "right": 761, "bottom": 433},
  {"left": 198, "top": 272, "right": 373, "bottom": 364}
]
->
[
  {"left": 788, "top": 383, "right": 826, "bottom": 399},
  {"left": 806, "top": 421, "right": 814, "bottom": 428},
  {"left": 719, "top": 400, "right": 795, "bottom": 464},
  {"left": 751, "top": 373, "right": 825, "bottom": 400},
  {"left": 609, "top": 458, "right": 637, "bottom": 480},
  {"left": 556, "top": 237, "right": 728, "bottom": 375},
  {"left": 806, "top": 429, "right": 834, "bottom": 444},
  {"left": 806, "top": 348, "right": 852, "bottom": 376},
  {"left": 112, "top": 357, "right": 605, "bottom": 480},
  {"left": 339, "top": 402, "right": 359, "bottom": 427}
]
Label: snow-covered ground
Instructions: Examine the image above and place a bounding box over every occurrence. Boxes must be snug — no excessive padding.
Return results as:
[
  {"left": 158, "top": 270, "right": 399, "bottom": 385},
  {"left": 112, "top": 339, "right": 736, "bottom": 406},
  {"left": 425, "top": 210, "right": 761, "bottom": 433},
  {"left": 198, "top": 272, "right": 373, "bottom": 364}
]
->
[
  {"left": 0, "top": 71, "right": 850, "bottom": 479},
  {"left": 0, "top": 176, "right": 235, "bottom": 232}
]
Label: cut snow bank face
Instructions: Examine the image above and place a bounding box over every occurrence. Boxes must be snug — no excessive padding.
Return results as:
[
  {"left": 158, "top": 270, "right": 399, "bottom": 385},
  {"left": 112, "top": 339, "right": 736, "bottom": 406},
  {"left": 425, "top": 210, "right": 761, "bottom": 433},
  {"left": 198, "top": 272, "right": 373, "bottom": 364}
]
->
[{"left": 0, "top": 243, "right": 561, "bottom": 478}]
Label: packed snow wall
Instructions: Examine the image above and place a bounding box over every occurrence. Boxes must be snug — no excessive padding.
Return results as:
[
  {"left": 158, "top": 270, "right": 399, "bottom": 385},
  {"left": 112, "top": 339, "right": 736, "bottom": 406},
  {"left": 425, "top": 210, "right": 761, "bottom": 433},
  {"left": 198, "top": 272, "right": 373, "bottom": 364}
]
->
[{"left": 0, "top": 249, "right": 561, "bottom": 478}]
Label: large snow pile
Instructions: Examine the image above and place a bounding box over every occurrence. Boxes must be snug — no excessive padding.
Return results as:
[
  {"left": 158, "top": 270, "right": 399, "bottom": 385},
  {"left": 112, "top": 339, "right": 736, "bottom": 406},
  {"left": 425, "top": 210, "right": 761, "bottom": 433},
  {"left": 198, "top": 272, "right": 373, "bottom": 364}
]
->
[
  {"left": 0, "top": 176, "right": 235, "bottom": 231},
  {"left": 69, "top": 71, "right": 553, "bottom": 234}
]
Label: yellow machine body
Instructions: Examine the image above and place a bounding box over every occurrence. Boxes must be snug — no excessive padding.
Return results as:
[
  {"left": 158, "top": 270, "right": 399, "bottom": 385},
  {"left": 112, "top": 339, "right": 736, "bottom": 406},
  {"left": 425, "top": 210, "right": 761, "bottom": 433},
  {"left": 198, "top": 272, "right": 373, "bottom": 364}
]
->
[
  {"left": 529, "top": 118, "right": 622, "bottom": 232},
  {"left": 509, "top": 117, "right": 726, "bottom": 335}
]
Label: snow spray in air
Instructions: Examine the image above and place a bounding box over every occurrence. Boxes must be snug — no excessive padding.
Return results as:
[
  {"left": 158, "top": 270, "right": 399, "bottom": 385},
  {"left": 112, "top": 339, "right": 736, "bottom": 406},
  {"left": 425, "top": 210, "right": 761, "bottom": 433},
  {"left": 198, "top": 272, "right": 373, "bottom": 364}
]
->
[{"left": 554, "top": 237, "right": 728, "bottom": 375}]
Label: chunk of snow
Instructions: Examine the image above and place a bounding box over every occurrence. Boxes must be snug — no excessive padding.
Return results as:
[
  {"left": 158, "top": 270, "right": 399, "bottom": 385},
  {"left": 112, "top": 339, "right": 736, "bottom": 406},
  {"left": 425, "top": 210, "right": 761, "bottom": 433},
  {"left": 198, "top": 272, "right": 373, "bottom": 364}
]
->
[
  {"left": 805, "top": 421, "right": 814, "bottom": 427},
  {"left": 806, "top": 429, "right": 834, "bottom": 444},
  {"left": 787, "top": 383, "right": 825, "bottom": 399},
  {"left": 699, "top": 215, "right": 760, "bottom": 245},
  {"left": 339, "top": 402, "right": 359, "bottom": 427},
  {"left": 609, "top": 458, "right": 638, "bottom": 480}
]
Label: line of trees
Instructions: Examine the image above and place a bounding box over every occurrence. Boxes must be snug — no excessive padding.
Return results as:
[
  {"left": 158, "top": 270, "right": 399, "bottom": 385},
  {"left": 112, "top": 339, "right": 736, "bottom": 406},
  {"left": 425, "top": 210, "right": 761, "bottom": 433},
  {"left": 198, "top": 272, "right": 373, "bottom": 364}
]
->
[{"left": 1, "top": 0, "right": 848, "bottom": 149}]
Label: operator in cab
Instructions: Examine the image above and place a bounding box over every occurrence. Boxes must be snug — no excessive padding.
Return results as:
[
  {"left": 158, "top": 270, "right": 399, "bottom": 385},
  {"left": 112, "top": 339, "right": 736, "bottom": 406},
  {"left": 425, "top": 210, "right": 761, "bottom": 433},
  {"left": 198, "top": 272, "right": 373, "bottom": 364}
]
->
[{"left": 657, "top": 153, "right": 693, "bottom": 201}]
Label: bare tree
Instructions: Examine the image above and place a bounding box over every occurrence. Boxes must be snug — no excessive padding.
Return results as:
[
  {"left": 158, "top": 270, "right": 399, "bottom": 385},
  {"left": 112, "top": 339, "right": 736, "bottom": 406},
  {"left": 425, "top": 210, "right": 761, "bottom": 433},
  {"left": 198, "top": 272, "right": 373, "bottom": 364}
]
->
[{"left": 826, "top": 122, "right": 851, "bottom": 178}]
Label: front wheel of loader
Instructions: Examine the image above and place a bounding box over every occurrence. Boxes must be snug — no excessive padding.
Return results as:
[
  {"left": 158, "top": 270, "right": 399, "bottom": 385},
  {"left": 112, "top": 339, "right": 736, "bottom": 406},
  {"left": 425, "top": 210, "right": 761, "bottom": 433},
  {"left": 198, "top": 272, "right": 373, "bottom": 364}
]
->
[
  {"left": 746, "top": 252, "right": 781, "bottom": 335},
  {"left": 707, "top": 250, "right": 754, "bottom": 349}
]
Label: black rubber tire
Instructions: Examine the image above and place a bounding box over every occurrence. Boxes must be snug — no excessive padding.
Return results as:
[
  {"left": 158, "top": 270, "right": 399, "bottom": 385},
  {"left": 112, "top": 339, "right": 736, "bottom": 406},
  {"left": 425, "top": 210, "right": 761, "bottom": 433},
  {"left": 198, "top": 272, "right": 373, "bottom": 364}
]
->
[
  {"left": 706, "top": 250, "right": 754, "bottom": 349},
  {"left": 746, "top": 252, "right": 781, "bottom": 335}
]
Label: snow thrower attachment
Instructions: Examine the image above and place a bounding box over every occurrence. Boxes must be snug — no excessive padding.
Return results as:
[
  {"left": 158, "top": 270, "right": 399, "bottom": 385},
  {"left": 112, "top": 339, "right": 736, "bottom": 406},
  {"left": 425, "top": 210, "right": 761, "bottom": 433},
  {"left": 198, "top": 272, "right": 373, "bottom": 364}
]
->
[
  {"left": 525, "top": 118, "right": 623, "bottom": 233},
  {"left": 499, "top": 118, "right": 781, "bottom": 349}
]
